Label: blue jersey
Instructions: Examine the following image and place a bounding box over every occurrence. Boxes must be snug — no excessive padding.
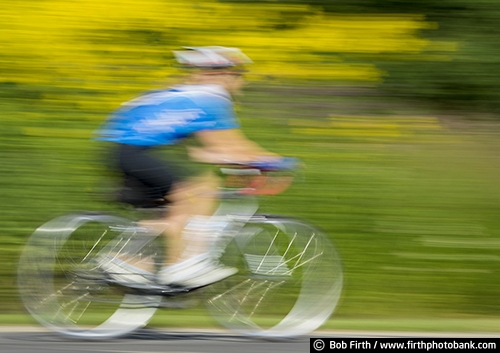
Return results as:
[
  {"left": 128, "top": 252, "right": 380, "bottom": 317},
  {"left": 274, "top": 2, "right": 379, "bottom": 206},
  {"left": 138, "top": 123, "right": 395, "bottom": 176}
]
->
[{"left": 96, "top": 84, "right": 240, "bottom": 146}]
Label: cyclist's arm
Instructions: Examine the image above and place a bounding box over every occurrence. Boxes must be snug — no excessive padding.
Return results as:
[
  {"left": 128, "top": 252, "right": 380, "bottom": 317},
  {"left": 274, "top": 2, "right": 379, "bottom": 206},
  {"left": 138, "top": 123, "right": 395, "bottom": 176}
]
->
[{"left": 191, "top": 128, "right": 280, "bottom": 163}]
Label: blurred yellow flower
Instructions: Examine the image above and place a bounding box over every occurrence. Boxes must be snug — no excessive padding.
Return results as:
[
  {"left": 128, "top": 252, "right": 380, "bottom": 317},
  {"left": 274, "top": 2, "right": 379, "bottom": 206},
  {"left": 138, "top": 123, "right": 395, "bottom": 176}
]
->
[{"left": 0, "top": 0, "right": 453, "bottom": 113}]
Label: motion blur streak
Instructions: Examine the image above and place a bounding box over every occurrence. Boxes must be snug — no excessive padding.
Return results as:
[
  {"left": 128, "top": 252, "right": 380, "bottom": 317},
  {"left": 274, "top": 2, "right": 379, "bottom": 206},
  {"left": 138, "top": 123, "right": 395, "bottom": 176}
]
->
[{"left": 1, "top": 0, "right": 500, "bottom": 334}]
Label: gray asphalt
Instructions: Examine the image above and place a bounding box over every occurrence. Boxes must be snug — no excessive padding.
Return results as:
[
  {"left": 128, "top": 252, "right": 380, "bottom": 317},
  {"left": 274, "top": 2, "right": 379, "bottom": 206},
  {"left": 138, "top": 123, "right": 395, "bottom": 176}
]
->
[
  {"left": 1, "top": 327, "right": 499, "bottom": 353},
  {"left": 0, "top": 327, "right": 308, "bottom": 353}
]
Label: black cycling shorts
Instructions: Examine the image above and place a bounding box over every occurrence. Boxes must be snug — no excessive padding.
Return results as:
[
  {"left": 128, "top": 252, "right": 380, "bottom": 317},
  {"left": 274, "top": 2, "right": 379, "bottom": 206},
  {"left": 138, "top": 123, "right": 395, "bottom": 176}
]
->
[{"left": 107, "top": 144, "right": 186, "bottom": 207}]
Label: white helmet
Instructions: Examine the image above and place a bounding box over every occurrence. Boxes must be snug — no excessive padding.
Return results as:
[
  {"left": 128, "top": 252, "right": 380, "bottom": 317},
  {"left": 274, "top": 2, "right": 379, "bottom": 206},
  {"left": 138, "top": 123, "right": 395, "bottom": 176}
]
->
[{"left": 173, "top": 46, "right": 252, "bottom": 69}]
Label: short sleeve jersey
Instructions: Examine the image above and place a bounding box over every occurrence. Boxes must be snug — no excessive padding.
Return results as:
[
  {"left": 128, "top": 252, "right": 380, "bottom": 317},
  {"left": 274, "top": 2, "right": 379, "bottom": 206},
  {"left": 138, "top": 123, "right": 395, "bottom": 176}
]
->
[{"left": 96, "top": 84, "right": 239, "bottom": 146}]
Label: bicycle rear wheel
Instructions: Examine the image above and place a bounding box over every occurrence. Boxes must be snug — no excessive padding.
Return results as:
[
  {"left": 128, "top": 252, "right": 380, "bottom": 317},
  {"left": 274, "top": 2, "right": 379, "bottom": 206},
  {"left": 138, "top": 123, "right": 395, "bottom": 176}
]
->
[
  {"left": 205, "top": 215, "right": 343, "bottom": 338},
  {"left": 18, "top": 213, "right": 162, "bottom": 339}
]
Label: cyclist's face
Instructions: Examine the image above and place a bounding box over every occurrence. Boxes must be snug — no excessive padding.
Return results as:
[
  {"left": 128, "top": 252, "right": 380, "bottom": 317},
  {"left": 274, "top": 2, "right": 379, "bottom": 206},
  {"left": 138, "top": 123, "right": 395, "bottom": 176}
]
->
[
  {"left": 225, "top": 73, "right": 246, "bottom": 95},
  {"left": 194, "top": 71, "right": 246, "bottom": 95}
]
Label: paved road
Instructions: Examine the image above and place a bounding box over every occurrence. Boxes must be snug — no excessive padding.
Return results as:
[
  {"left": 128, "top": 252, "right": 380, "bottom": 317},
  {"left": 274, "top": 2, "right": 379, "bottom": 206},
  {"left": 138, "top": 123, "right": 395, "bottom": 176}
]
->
[
  {"left": 1, "top": 327, "right": 307, "bottom": 353},
  {"left": 1, "top": 327, "right": 499, "bottom": 353}
]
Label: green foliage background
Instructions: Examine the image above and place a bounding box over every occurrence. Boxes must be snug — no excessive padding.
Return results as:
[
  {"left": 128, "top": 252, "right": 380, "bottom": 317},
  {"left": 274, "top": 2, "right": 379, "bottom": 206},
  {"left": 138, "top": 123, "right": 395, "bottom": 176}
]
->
[
  {"left": 1, "top": 0, "right": 499, "bottom": 331},
  {"left": 273, "top": 0, "right": 500, "bottom": 114},
  {"left": 386, "top": 0, "right": 500, "bottom": 114}
]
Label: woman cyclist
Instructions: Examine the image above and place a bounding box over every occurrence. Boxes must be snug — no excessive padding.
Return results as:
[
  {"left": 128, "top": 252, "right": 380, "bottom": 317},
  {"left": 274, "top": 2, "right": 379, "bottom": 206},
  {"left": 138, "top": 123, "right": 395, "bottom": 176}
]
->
[{"left": 95, "top": 46, "right": 281, "bottom": 288}]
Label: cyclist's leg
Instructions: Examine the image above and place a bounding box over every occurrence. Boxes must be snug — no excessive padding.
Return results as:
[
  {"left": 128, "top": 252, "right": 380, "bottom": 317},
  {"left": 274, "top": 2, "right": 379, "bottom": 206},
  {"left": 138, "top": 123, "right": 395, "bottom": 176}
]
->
[
  {"left": 113, "top": 143, "right": 219, "bottom": 266},
  {"left": 162, "top": 171, "right": 219, "bottom": 264}
]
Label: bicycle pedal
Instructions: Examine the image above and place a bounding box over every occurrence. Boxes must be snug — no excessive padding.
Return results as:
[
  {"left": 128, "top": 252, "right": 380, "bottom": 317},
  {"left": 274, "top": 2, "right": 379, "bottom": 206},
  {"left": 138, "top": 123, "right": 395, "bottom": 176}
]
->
[
  {"left": 107, "top": 279, "right": 191, "bottom": 295},
  {"left": 159, "top": 296, "right": 200, "bottom": 309},
  {"left": 71, "top": 268, "right": 108, "bottom": 282}
]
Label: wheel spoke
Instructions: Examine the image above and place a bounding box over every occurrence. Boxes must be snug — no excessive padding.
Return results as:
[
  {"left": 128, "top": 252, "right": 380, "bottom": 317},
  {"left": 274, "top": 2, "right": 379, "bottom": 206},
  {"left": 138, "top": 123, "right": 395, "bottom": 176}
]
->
[
  {"left": 62, "top": 293, "right": 90, "bottom": 324},
  {"left": 248, "top": 280, "right": 286, "bottom": 318},
  {"left": 255, "top": 228, "right": 280, "bottom": 273},
  {"left": 292, "top": 232, "right": 315, "bottom": 270},
  {"left": 211, "top": 278, "right": 286, "bottom": 326},
  {"left": 283, "top": 251, "right": 323, "bottom": 275},
  {"left": 81, "top": 229, "right": 108, "bottom": 263}
]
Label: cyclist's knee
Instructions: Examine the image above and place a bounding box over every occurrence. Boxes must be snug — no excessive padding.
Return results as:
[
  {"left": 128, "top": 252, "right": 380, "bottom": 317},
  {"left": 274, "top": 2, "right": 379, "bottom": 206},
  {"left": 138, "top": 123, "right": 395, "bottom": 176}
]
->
[{"left": 168, "top": 172, "right": 220, "bottom": 204}]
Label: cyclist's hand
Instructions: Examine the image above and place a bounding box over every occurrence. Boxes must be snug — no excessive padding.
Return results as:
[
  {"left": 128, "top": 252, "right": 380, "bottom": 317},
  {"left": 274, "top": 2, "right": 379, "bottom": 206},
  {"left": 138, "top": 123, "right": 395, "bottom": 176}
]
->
[
  {"left": 188, "top": 147, "right": 299, "bottom": 171},
  {"left": 187, "top": 146, "right": 261, "bottom": 164},
  {"left": 246, "top": 156, "right": 301, "bottom": 171}
]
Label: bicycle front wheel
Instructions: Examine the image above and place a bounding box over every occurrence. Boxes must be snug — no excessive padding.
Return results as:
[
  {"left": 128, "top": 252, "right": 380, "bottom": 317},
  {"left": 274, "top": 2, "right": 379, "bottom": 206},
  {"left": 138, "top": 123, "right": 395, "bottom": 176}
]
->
[
  {"left": 18, "top": 213, "right": 163, "bottom": 339},
  {"left": 205, "top": 215, "right": 343, "bottom": 338}
]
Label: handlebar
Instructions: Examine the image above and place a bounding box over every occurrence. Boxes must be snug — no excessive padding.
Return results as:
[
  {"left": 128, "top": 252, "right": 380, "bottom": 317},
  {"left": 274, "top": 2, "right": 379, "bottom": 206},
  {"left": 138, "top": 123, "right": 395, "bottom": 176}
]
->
[
  {"left": 244, "top": 157, "right": 300, "bottom": 171},
  {"left": 219, "top": 157, "right": 300, "bottom": 174},
  {"left": 218, "top": 157, "right": 299, "bottom": 196}
]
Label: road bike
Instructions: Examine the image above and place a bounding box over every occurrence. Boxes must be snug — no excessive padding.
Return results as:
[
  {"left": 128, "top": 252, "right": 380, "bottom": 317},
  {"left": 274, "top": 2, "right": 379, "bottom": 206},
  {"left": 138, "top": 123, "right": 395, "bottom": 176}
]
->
[{"left": 17, "top": 160, "right": 343, "bottom": 339}]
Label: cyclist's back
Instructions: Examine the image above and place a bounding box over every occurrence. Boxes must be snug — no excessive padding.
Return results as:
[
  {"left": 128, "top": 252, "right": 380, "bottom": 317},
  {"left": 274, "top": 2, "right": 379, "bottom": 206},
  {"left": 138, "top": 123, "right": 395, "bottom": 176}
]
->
[{"left": 98, "top": 84, "right": 239, "bottom": 147}]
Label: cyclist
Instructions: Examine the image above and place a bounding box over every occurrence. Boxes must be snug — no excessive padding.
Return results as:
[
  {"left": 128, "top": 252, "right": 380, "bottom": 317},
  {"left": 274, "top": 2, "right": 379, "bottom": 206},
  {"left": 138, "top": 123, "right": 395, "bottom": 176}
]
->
[{"left": 95, "top": 46, "right": 281, "bottom": 288}]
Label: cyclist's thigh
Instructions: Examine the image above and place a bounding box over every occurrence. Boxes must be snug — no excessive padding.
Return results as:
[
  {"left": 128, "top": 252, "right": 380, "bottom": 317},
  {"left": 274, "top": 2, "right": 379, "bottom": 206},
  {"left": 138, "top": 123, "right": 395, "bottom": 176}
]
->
[{"left": 115, "top": 144, "right": 183, "bottom": 197}]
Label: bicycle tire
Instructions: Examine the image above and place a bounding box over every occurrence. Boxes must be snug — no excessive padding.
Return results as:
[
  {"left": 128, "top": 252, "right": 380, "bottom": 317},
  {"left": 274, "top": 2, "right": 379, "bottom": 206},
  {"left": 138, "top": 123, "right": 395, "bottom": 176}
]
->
[
  {"left": 18, "top": 213, "right": 163, "bottom": 339},
  {"left": 205, "top": 215, "right": 343, "bottom": 338}
]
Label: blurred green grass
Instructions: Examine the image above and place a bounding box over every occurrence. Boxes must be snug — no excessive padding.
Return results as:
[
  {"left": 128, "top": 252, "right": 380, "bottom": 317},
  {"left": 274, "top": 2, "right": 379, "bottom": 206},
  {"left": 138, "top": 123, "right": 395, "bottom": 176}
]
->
[
  {"left": 1, "top": 85, "right": 499, "bottom": 331},
  {"left": 2, "top": 314, "right": 500, "bottom": 334}
]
